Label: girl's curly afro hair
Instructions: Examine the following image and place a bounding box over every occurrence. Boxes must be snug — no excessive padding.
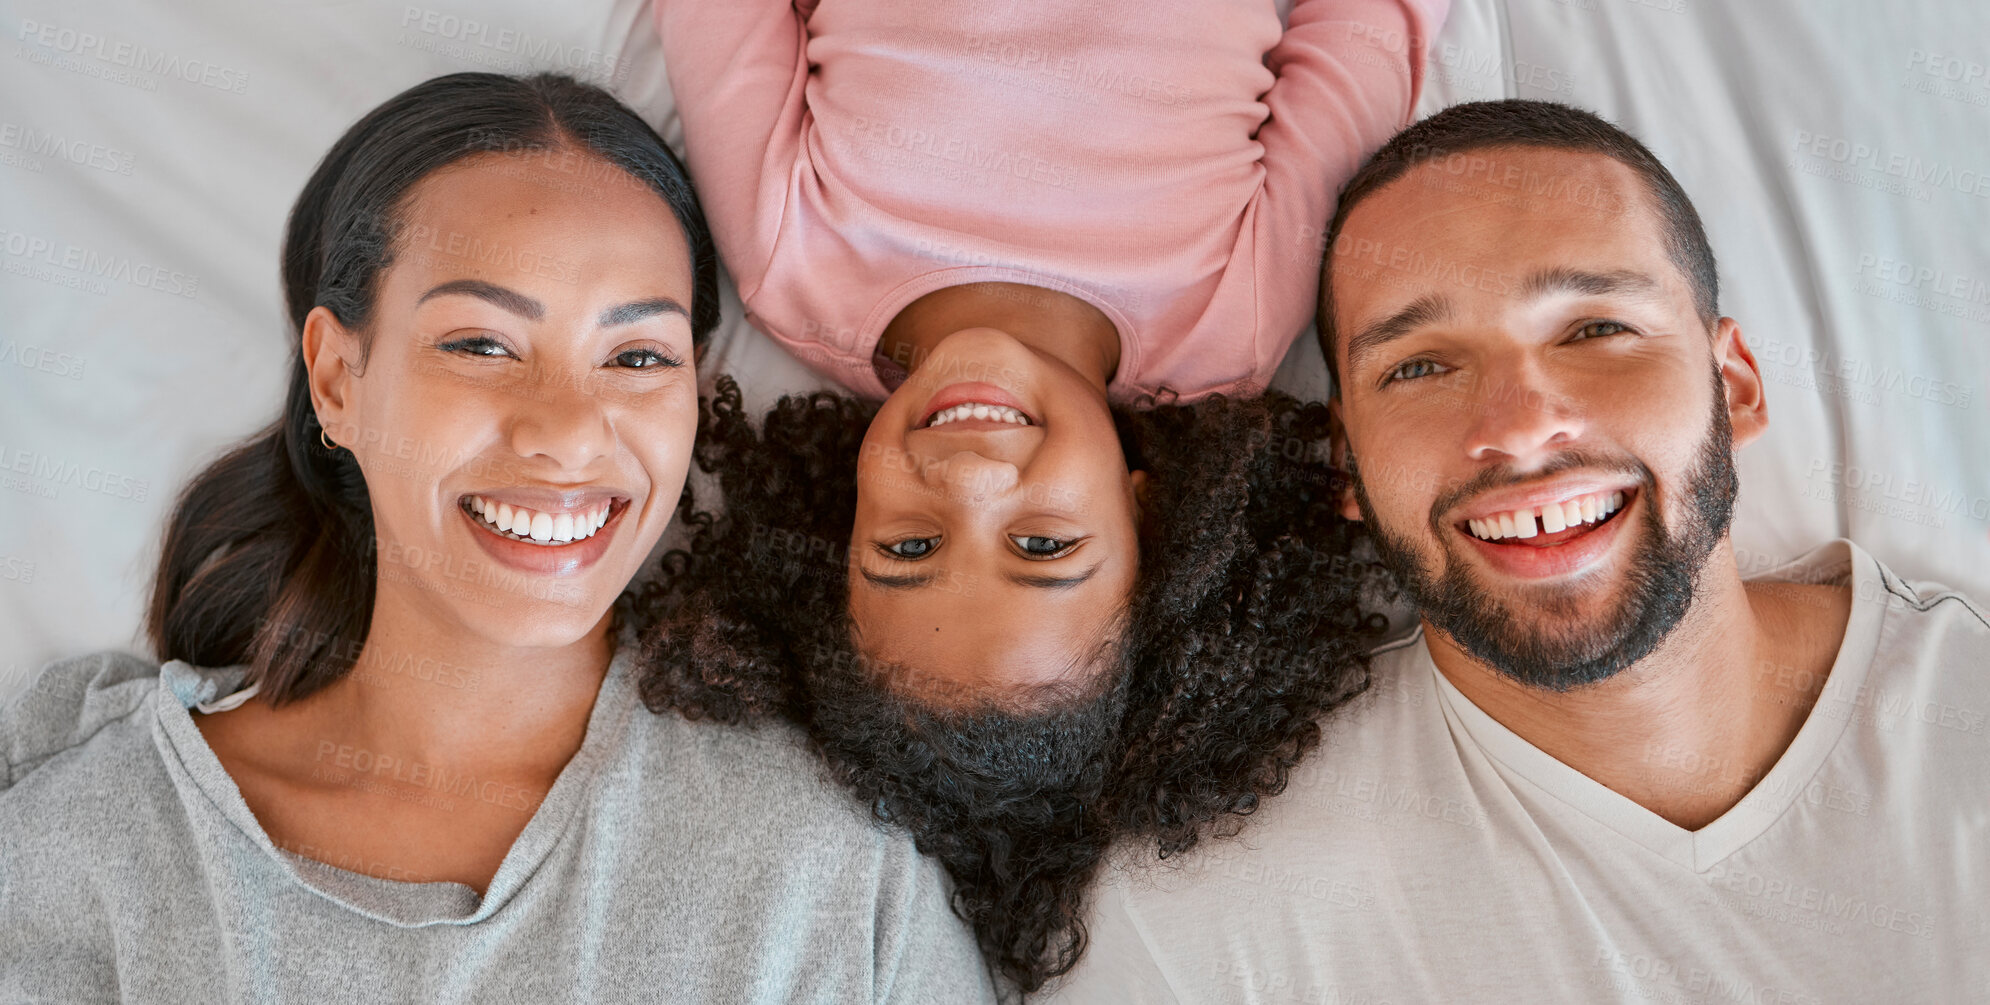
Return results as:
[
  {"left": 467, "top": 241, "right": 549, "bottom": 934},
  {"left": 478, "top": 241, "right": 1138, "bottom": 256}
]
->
[{"left": 634, "top": 376, "right": 1392, "bottom": 997}]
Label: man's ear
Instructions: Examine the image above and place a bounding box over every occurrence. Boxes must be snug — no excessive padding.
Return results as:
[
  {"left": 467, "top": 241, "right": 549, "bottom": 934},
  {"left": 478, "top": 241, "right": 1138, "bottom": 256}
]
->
[
  {"left": 301, "top": 306, "right": 362, "bottom": 446},
  {"left": 1328, "top": 396, "right": 1364, "bottom": 523},
  {"left": 1713, "top": 317, "right": 1768, "bottom": 449}
]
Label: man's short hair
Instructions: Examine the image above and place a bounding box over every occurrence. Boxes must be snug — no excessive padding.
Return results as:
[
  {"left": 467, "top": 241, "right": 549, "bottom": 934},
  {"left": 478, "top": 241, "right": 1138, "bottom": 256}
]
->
[{"left": 1317, "top": 99, "right": 1720, "bottom": 389}]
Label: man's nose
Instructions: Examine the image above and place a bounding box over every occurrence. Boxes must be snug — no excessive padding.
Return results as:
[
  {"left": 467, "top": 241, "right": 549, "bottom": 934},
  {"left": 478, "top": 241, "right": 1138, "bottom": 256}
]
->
[
  {"left": 1462, "top": 360, "right": 1585, "bottom": 464},
  {"left": 922, "top": 450, "right": 1020, "bottom": 501}
]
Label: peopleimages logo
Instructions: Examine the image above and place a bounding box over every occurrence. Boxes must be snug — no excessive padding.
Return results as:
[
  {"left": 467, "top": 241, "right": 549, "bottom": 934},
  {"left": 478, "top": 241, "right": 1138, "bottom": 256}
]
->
[
  {"left": 15, "top": 19, "right": 251, "bottom": 94},
  {"left": 0, "top": 339, "right": 86, "bottom": 380},
  {"left": 0, "top": 227, "right": 200, "bottom": 299},
  {"left": 0, "top": 442, "right": 149, "bottom": 502},
  {"left": 0, "top": 122, "right": 136, "bottom": 176},
  {"left": 1789, "top": 130, "right": 1990, "bottom": 199},
  {"left": 398, "top": 7, "right": 625, "bottom": 84}
]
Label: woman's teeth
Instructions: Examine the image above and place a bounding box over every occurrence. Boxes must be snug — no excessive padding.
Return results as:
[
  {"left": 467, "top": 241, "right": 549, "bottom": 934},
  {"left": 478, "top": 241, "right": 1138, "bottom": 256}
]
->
[
  {"left": 466, "top": 495, "right": 611, "bottom": 545},
  {"left": 926, "top": 403, "right": 1031, "bottom": 428},
  {"left": 1468, "top": 490, "right": 1624, "bottom": 542}
]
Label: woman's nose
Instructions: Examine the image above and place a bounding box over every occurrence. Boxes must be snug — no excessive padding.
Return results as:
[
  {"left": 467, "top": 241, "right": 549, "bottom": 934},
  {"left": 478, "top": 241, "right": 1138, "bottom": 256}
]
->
[{"left": 507, "top": 377, "right": 616, "bottom": 472}]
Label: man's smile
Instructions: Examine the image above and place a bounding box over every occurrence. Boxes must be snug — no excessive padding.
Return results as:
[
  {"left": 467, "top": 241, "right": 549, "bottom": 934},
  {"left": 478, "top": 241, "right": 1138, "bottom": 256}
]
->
[{"left": 1450, "top": 484, "right": 1642, "bottom": 579}]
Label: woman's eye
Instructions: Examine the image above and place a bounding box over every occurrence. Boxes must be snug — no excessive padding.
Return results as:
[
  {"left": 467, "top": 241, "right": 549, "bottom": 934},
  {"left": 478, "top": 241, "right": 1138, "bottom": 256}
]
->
[
  {"left": 1573, "top": 320, "right": 1631, "bottom": 341},
  {"left": 442, "top": 334, "right": 514, "bottom": 358},
  {"left": 1385, "top": 358, "right": 1448, "bottom": 384},
  {"left": 880, "top": 537, "right": 938, "bottom": 560},
  {"left": 614, "top": 347, "right": 685, "bottom": 369},
  {"left": 1011, "top": 535, "right": 1076, "bottom": 558}
]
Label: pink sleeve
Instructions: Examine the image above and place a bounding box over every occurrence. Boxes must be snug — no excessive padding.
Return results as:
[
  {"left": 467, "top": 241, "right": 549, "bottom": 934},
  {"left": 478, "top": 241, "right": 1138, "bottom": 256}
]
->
[
  {"left": 653, "top": 0, "right": 813, "bottom": 300},
  {"left": 1251, "top": 0, "right": 1451, "bottom": 354}
]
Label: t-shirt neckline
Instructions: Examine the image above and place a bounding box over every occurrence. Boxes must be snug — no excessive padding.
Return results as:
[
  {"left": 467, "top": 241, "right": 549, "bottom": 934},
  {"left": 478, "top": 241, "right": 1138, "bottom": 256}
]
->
[
  {"left": 1425, "top": 539, "right": 1883, "bottom": 872},
  {"left": 152, "top": 637, "right": 640, "bottom": 926}
]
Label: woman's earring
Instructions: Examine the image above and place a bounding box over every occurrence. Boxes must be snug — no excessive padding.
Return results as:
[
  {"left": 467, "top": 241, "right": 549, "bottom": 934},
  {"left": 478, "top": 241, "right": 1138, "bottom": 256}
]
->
[{"left": 320, "top": 428, "right": 339, "bottom": 451}]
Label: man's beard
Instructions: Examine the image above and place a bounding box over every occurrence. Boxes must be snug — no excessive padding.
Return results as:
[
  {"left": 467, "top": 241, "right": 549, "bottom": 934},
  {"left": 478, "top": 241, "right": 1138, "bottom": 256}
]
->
[{"left": 1351, "top": 370, "right": 1738, "bottom": 691}]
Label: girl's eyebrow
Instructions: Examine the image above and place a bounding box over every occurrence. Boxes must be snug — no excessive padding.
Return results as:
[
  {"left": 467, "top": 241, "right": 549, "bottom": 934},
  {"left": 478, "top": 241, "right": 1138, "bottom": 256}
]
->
[
  {"left": 1005, "top": 562, "right": 1103, "bottom": 590},
  {"left": 861, "top": 569, "right": 934, "bottom": 590},
  {"left": 860, "top": 562, "right": 1103, "bottom": 592}
]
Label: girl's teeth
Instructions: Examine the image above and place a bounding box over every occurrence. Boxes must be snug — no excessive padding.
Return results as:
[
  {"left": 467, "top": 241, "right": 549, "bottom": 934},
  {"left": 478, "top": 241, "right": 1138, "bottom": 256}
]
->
[
  {"left": 466, "top": 496, "right": 612, "bottom": 545},
  {"left": 1467, "top": 491, "right": 1627, "bottom": 542},
  {"left": 928, "top": 403, "right": 1030, "bottom": 428}
]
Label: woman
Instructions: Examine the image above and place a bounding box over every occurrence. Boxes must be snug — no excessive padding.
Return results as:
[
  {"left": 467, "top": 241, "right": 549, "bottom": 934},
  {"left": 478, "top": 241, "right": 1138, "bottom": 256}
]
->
[{"left": 0, "top": 72, "right": 991, "bottom": 1003}]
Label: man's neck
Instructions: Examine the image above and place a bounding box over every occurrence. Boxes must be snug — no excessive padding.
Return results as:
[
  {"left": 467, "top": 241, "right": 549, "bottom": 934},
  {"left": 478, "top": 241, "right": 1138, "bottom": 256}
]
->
[
  {"left": 1426, "top": 544, "right": 1852, "bottom": 830},
  {"left": 875, "top": 282, "right": 1120, "bottom": 389}
]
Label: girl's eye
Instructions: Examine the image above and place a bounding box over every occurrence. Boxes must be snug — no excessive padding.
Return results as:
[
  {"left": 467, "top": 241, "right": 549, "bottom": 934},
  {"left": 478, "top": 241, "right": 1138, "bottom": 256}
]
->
[
  {"left": 1011, "top": 535, "right": 1076, "bottom": 558},
  {"left": 881, "top": 537, "right": 938, "bottom": 560},
  {"left": 1573, "top": 320, "right": 1631, "bottom": 341},
  {"left": 443, "top": 334, "right": 514, "bottom": 358},
  {"left": 1385, "top": 358, "right": 1449, "bottom": 384},
  {"left": 614, "top": 347, "right": 685, "bottom": 369}
]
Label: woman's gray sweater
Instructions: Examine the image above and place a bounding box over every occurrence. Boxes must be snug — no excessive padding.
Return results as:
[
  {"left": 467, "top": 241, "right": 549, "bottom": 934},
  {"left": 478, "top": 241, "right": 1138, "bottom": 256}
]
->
[{"left": 0, "top": 646, "right": 995, "bottom": 1004}]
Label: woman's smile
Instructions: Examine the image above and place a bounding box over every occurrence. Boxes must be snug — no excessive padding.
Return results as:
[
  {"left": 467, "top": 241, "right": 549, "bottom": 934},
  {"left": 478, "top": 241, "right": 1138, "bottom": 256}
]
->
[{"left": 453, "top": 489, "right": 635, "bottom": 577}]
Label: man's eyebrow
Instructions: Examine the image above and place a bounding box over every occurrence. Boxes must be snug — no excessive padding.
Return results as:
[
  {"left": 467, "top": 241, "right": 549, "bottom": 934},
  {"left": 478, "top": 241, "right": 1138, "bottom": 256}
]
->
[
  {"left": 1345, "top": 293, "right": 1451, "bottom": 376},
  {"left": 418, "top": 279, "right": 545, "bottom": 320},
  {"left": 1004, "top": 561, "right": 1103, "bottom": 590},
  {"left": 1343, "top": 268, "right": 1667, "bottom": 376},
  {"left": 1520, "top": 267, "right": 1662, "bottom": 300},
  {"left": 860, "top": 568, "right": 935, "bottom": 591},
  {"left": 599, "top": 298, "right": 691, "bottom": 327}
]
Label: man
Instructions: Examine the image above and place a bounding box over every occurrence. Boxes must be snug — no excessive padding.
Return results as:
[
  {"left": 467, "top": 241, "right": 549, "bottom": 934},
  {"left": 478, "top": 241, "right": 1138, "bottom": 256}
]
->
[{"left": 1047, "top": 100, "right": 1988, "bottom": 1003}]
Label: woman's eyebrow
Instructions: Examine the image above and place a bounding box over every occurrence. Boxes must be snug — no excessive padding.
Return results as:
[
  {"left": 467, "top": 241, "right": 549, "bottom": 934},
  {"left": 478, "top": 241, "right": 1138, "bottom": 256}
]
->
[
  {"left": 600, "top": 298, "right": 691, "bottom": 327},
  {"left": 418, "top": 279, "right": 545, "bottom": 319}
]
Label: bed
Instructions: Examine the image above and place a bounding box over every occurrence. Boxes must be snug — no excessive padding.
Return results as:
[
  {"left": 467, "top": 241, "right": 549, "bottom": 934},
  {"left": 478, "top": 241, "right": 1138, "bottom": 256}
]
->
[{"left": 2, "top": 0, "right": 1983, "bottom": 695}]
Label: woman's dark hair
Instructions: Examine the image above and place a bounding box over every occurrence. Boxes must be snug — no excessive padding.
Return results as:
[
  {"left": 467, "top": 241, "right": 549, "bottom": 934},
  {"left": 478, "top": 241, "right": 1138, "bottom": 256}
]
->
[
  {"left": 147, "top": 72, "right": 720, "bottom": 703},
  {"left": 637, "top": 377, "right": 1390, "bottom": 996}
]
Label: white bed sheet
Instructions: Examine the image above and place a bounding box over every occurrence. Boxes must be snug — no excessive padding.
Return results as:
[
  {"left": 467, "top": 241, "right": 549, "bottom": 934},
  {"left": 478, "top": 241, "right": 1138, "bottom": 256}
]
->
[{"left": 2, "top": 0, "right": 1983, "bottom": 698}]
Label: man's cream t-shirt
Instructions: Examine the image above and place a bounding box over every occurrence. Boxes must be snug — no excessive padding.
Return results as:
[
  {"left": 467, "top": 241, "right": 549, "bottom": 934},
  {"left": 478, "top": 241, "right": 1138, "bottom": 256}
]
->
[{"left": 1050, "top": 540, "right": 1989, "bottom": 1004}]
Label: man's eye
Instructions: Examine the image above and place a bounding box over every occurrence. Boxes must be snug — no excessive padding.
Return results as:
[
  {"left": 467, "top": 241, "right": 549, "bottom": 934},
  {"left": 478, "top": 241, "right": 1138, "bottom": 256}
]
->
[
  {"left": 1011, "top": 535, "right": 1075, "bottom": 558},
  {"left": 614, "top": 347, "right": 685, "bottom": 369},
  {"left": 1573, "top": 320, "right": 1631, "bottom": 341},
  {"left": 443, "top": 335, "right": 514, "bottom": 358},
  {"left": 1385, "top": 358, "right": 1448, "bottom": 383},
  {"left": 880, "top": 537, "right": 938, "bottom": 560}
]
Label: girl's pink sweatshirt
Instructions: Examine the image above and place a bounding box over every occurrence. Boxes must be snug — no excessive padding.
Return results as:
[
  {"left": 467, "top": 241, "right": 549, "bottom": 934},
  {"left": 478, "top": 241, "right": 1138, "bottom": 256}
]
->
[{"left": 657, "top": 0, "right": 1448, "bottom": 402}]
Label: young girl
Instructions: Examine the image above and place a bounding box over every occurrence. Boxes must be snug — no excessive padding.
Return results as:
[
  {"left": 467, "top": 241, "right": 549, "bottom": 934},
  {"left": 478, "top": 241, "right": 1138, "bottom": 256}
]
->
[
  {"left": 640, "top": 1, "right": 1433, "bottom": 991},
  {"left": 0, "top": 73, "right": 990, "bottom": 1003},
  {"left": 650, "top": 0, "right": 1441, "bottom": 701}
]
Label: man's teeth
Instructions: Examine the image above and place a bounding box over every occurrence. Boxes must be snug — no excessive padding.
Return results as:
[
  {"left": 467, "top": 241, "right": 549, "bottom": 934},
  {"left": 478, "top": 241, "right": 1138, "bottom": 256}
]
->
[
  {"left": 927, "top": 403, "right": 1031, "bottom": 428},
  {"left": 1467, "top": 491, "right": 1624, "bottom": 542},
  {"left": 467, "top": 495, "right": 611, "bottom": 545}
]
